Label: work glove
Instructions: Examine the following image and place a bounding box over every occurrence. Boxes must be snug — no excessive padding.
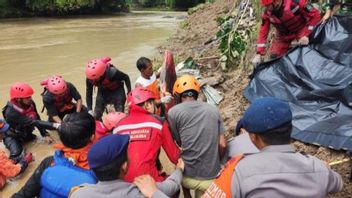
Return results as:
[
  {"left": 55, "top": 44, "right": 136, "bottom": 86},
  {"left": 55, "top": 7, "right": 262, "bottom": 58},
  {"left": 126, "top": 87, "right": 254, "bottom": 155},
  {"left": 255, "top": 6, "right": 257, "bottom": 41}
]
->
[
  {"left": 160, "top": 95, "right": 173, "bottom": 104},
  {"left": 251, "top": 54, "right": 263, "bottom": 65},
  {"left": 298, "top": 36, "right": 309, "bottom": 46}
]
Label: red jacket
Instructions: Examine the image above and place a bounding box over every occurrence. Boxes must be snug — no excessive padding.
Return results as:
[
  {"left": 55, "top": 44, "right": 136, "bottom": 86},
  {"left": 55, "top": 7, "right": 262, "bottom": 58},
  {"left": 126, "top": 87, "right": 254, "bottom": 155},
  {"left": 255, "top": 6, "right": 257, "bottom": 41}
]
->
[
  {"left": 256, "top": 0, "right": 321, "bottom": 55},
  {"left": 113, "top": 105, "right": 180, "bottom": 182}
]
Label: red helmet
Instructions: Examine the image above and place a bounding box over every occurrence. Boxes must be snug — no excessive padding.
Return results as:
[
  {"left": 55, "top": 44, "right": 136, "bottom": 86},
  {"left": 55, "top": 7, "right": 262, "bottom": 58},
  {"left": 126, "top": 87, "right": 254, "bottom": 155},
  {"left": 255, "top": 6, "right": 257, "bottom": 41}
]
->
[
  {"left": 127, "top": 87, "right": 156, "bottom": 105},
  {"left": 10, "top": 82, "right": 34, "bottom": 99},
  {"left": 103, "top": 112, "right": 126, "bottom": 130},
  {"left": 86, "top": 57, "right": 111, "bottom": 80},
  {"left": 46, "top": 75, "right": 67, "bottom": 95},
  {"left": 260, "top": 0, "right": 273, "bottom": 6}
]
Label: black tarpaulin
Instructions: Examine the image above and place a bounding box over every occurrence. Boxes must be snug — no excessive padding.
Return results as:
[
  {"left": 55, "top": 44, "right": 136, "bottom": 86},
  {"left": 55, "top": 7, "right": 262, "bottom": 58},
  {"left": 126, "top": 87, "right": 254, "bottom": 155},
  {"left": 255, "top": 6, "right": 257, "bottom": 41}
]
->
[{"left": 243, "top": 16, "right": 352, "bottom": 151}]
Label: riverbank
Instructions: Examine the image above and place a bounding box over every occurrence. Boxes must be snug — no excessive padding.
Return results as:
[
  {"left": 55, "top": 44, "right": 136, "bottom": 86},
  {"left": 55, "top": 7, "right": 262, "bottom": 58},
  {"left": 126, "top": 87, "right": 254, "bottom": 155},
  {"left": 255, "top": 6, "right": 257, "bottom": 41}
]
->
[{"left": 159, "top": 0, "right": 351, "bottom": 197}]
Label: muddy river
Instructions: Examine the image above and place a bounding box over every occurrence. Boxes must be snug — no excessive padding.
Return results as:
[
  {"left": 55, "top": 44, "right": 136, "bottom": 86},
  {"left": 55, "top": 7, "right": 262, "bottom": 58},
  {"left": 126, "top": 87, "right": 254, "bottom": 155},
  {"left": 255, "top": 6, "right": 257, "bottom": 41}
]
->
[{"left": 0, "top": 11, "right": 183, "bottom": 197}]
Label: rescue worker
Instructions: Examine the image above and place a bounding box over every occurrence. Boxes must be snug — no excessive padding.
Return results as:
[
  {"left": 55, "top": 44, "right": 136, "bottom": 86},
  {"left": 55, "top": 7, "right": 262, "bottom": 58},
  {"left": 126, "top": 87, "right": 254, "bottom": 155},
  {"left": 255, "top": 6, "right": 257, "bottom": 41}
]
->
[
  {"left": 3, "top": 82, "right": 58, "bottom": 163},
  {"left": 13, "top": 112, "right": 97, "bottom": 198},
  {"left": 167, "top": 75, "right": 227, "bottom": 198},
  {"left": 112, "top": 87, "right": 180, "bottom": 183},
  {"left": 41, "top": 75, "right": 86, "bottom": 123},
  {"left": 94, "top": 112, "right": 126, "bottom": 141},
  {"left": 203, "top": 97, "right": 343, "bottom": 198},
  {"left": 70, "top": 134, "right": 185, "bottom": 198},
  {"left": 135, "top": 57, "right": 172, "bottom": 117},
  {"left": 251, "top": 0, "right": 321, "bottom": 63},
  {"left": 135, "top": 57, "right": 160, "bottom": 97},
  {"left": 0, "top": 119, "right": 33, "bottom": 189},
  {"left": 85, "top": 57, "right": 131, "bottom": 120},
  {"left": 321, "top": 0, "right": 352, "bottom": 23}
]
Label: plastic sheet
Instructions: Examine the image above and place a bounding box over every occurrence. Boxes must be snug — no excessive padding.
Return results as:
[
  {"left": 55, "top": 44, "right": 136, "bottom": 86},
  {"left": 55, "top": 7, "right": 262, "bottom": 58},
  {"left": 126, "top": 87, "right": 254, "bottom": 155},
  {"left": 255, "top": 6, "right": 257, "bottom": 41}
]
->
[{"left": 244, "top": 16, "right": 352, "bottom": 151}]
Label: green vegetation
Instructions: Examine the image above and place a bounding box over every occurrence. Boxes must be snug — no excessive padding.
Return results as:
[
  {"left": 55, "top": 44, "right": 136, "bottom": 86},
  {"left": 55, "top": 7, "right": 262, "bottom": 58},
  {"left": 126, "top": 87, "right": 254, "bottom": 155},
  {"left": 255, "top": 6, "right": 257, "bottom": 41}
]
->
[
  {"left": 216, "top": 10, "right": 255, "bottom": 70},
  {"left": 0, "top": 0, "right": 128, "bottom": 17},
  {"left": 126, "top": 0, "right": 215, "bottom": 9}
]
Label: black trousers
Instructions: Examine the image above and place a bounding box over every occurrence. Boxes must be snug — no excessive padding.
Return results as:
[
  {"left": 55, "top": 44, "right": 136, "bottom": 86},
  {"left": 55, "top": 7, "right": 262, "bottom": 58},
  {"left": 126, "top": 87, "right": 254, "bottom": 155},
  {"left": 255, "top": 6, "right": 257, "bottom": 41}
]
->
[
  {"left": 3, "top": 129, "right": 35, "bottom": 163},
  {"left": 94, "top": 87, "right": 126, "bottom": 120}
]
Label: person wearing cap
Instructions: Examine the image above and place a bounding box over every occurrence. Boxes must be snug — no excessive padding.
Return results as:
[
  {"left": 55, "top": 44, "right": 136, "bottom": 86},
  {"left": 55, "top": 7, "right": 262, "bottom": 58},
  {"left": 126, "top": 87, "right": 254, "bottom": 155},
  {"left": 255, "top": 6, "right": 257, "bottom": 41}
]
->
[
  {"left": 13, "top": 112, "right": 97, "bottom": 198},
  {"left": 167, "top": 75, "right": 227, "bottom": 198},
  {"left": 113, "top": 87, "right": 180, "bottom": 183},
  {"left": 85, "top": 57, "right": 131, "bottom": 120},
  {"left": 251, "top": 0, "right": 321, "bottom": 64},
  {"left": 0, "top": 119, "right": 33, "bottom": 189},
  {"left": 3, "top": 82, "right": 59, "bottom": 163},
  {"left": 203, "top": 97, "right": 343, "bottom": 198},
  {"left": 70, "top": 134, "right": 185, "bottom": 198},
  {"left": 41, "top": 75, "right": 87, "bottom": 123}
]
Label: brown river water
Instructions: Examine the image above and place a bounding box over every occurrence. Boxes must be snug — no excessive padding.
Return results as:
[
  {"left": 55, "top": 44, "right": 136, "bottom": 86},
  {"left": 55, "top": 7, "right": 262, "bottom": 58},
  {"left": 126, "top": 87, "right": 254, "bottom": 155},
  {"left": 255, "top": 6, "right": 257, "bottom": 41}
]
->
[{"left": 0, "top": 11, "right": 184, "bottom": 197}]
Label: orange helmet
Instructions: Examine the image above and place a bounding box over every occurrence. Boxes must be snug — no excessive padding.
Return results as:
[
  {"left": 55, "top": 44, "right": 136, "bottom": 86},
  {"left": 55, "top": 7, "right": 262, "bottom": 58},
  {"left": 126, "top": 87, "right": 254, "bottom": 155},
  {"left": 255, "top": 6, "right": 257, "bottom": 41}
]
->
[{"left": 173, "top": 75, "right": 200, "bottom": 95}]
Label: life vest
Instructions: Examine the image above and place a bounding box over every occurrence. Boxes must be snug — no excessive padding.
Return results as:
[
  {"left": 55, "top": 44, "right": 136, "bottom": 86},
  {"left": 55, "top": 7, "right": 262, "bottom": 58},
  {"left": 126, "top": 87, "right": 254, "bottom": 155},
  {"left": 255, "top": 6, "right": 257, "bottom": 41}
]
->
[
  {"left": 147, "top": 80, "right": 161, "bottom": 99},
  {"left": 6, "top": 100, "right": 37, "bottom": 120},
  {"left": 265, "top": 0, "right": 307, "bottom": 35},
  {"left": 40, "top": 150, "right": 97, "bottom": 198},
  {"left": 202, "top": 155, "right": 244, "bottom": 198},
  {"left": 90, "top": 65, "right": 120, "bottom": 91},
  {"left": 51, "top": 89, "right": 74, "bottom": 112}
]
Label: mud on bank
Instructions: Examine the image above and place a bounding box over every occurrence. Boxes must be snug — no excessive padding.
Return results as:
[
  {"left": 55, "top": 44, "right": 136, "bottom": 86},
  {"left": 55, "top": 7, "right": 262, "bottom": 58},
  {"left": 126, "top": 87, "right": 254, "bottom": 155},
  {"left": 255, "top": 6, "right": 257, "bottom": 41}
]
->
[{"left": 159, "top": 0, "right": 352, "bottom": 197}]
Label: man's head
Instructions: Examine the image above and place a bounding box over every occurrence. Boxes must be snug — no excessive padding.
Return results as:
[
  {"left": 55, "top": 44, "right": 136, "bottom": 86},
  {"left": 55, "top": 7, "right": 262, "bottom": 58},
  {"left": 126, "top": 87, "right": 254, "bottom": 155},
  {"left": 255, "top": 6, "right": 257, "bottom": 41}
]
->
[
  {"left": 127, "top": 87, "right": 157, "bottom": 114},
  {"left": 261, "top": 0, "right": 282, "bottom": 11},
  {"left": 10, "top": 82, "right": 34, "bottom": 106},
  {"left": 173, "top": 75, "right": 200, "bottom": 103},
  {"left": 45, "top": 75, "right": 67, "bottom": 95},
  {"left": 236, "top": 97, "right": 292, "bottom": 149},
  {"left": 86, "top": 57, "right": 111, "bottom": 81},
  {"left": 58, "top": 112, "right": 95, "bottom": 149},
  {"left": 88, "top": 134, "right": 129, "bottom": 181},
  {"left": 136, "top": 57, "right": 153, "bottom": 78}
]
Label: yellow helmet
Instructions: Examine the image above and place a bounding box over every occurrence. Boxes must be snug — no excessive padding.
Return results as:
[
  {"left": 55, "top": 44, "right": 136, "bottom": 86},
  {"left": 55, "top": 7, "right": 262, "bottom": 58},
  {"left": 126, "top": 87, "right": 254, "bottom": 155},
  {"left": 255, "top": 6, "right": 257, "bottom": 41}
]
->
[{"left": 173, "top": 75, "right": 200, "bottom": 95}]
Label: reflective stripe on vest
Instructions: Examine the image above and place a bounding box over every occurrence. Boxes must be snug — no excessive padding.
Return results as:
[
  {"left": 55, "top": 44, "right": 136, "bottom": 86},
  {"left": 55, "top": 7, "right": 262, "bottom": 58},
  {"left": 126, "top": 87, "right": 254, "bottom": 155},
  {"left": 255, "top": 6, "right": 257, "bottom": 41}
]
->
[{"left": 202, "top": 155, "right": 244, "bottom": 198}]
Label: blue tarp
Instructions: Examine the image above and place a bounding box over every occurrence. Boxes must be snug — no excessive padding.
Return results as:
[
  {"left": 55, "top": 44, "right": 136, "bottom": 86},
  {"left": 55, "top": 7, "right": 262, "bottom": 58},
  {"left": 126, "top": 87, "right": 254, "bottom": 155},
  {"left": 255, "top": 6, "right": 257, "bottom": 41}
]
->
[{"left": 244, "top": 16, "right": 352, "bottom": 151}]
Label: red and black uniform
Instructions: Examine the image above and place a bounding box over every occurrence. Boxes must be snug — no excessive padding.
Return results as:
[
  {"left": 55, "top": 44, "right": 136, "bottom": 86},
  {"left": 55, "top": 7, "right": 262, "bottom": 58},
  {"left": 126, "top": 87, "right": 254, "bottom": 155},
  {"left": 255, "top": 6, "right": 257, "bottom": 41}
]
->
[
  {"left": 2, "top": 101, "right": 55, "bottom": 163},
  {"left": 256, "top": 0, "right": 321, "bottom": 58},
  {"left": 112, "top": 104, "right": 180, "bottom": 183},
  {"left": 42, "top": 82, "right": 86, "bottom": 121},
  {"left": 86, "top": 64, "right": 131, "bottom": 120}
]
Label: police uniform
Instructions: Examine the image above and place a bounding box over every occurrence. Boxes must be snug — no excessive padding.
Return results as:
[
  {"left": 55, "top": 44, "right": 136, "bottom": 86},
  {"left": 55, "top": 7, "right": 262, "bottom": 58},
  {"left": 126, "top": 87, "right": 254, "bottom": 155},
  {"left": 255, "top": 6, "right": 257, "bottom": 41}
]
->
[
  {"left": 203, "top": 97, "right": 343, "bottom": 198},
  {"left": 70, "top": 135, "right": 182, "bottom": 198}
]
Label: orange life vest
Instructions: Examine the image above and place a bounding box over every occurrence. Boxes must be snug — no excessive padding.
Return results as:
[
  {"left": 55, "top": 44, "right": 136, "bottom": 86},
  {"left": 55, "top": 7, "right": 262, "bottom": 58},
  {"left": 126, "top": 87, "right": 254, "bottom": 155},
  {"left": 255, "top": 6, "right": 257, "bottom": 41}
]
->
[
  {"left": 146, "top": 79, "right": 160, "bottom": 99},
  {"left": 53, "top": 143, "right": 93, "bottom": 170},
  {"left": 202, "top": 155, "right": 244, "bottom": 198}
]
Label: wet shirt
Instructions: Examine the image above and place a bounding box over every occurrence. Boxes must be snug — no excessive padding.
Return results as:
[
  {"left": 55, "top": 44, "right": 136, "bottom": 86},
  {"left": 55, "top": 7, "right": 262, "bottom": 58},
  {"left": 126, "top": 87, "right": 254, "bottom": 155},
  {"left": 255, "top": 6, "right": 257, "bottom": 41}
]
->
[
  {"left": 70, "top": 169, "right": 183, "bottom": 198},
  {"left": 3, "top": 102, "right": 49, "bottom": 137},
  {"left": 42, "top": 82, "right": 81, "bottom": 117},
  {"left": 86, "top": 66, "right": 131, "bottom": 110},
  {"left": 168, "top": 101, "right": 225, "bottom": 179},
  {"left": 231, "top": 145, "right": 343, "bottom": 198}
]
